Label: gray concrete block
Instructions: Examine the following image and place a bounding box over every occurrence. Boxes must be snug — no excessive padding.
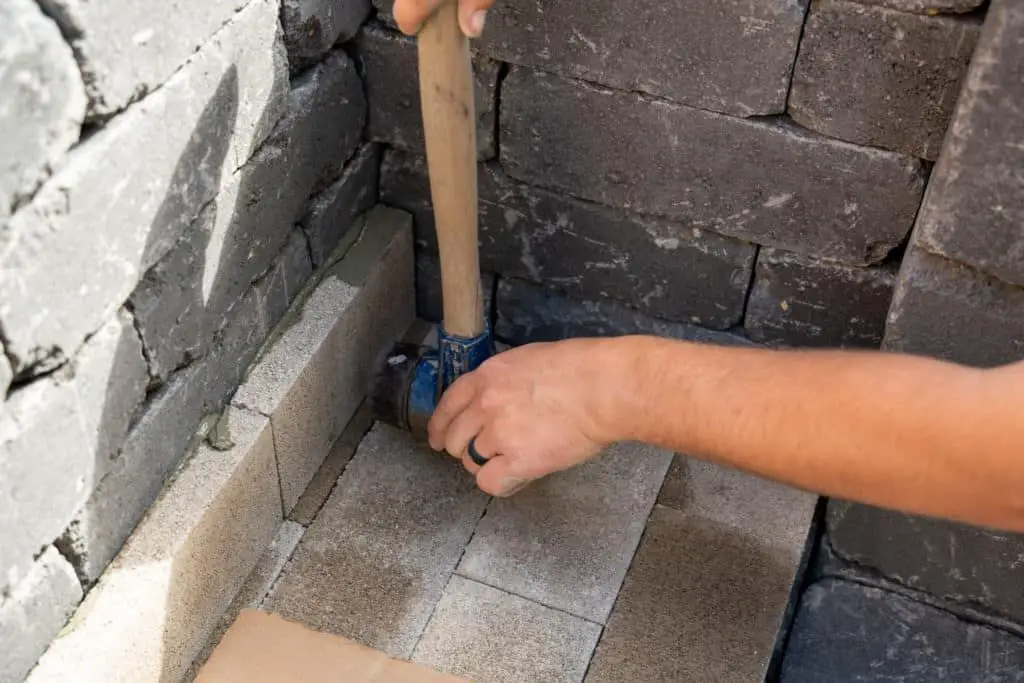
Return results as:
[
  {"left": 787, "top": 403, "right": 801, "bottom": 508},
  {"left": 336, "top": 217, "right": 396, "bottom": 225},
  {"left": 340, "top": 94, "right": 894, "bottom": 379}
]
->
[
  {"left": 457, "top": 442, "right": 672, "bottom": 623},
  {"left": 412, "top": 576, "right": 603, "bottom": 682},
  {"left": 855, "top": 0, "right": 984, "bottom": 14},
  {"left": 0, "top": 0, "right": 85, "bottom": 220},
  {"left": 0, "top": 546, "right": 82, "bottom": 683},
  {"left": 501, "top": 68, "right": 926, "bottom": 266},
  {"left": 36, "top": 0, "right": 249, "bottom": 118},
  {"left": 0, "top": 0, "right": 288, "bottom": 377},
  {"left": 0, "top": 351, "right": 10, "bottom": 399},
  {"left": 479, "top": 0, "right": 806, "bottom": 117},
  {"left": 884, "top": 248, "right": 1024, "bottom": 367},
  {"left": 745, "top": 248, "right": 898, "bottom": 348},
  {"left": 233, "top": 206, "right": 415, "bottom": 511},
  {"left": 789, "top": 0, "right": 980, "bottom": 161},
  {"left": 413, "top": 252, "right": 495, "bottom": 326},
  {"left": 780, "top": 579, "right": 1024, "bottom": 682},
  {"left": 252, "top": 230, "right": 315, "bottom": 338},
  {"left": 914, "top": 1, "right": 1024, "bottom": 287},
  {"left": 281, "top": 0, "right": 372, "bottom": 71},
  {"left": 263, "top": 423, "right": 490, "bottom": 657},
  {"left": 355, "top": 24, "right": 500, "bottom": 160}
]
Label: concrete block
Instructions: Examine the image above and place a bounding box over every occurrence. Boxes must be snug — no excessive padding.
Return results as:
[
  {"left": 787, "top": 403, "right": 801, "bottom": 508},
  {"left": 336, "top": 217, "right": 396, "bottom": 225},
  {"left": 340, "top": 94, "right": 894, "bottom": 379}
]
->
[
  {"left": 413, "top": 252, "right": 495, "bottom": 326},
  {"left": 28, "top": 407, "right": 282, "bottom": 683},
  {"left": 281, "top": 0, "right": 372, "bottom": 71},
  {"left": 263, "top": 423, "right": 490, "bottom": 657},
  {"left": 501, "top": 68, "right": 926, "bottom": 266},
  {"left": 913, "top": 1, "right": 1024, "bottom": 287},
  {"left": 355, "top": 24, "right": 500, "bottom": 160},
  {"left": 252, "top": 230, "right": 316, "bottom": 339},
  {"left": 780, "top": 579, "right": 1024, "bottom": 681},
  {"left": 478, "top": 0, "right": 806, "bottom": 117},
  {"left": 302, "top": 143, "right": 381, "bottom": 268},
  {"left": 884, "top": 248, "right": 1024, "bottom": 367},
  {"left": 789, "top": 0, "right": 980, "bottom": 160},
  {"left": 0, "top": 0, "right": 85, "bottom": 220},
  {"left": 855, "top": 0, "right": 984, "bottom": 15},
  {"left": 744, "top": 248, "right": 898, "bottom": 348},
  {"left": 233, "top": 206, "right": 415, "bottom": 511},
  {"left": 0, "top": 351, "right": 10, "bottom": 398},
  {"left": 36, "top": 0, "right": 249, "bottom": 118},
  {"left": 457, "top": 442, "right": 672, "bottom": 623},
  {"left": 0, "top": 0, "right": 288, "bottom": 376},
  {"left": 372, "top": 0, "right": 398, "bottom": 27},
  {"left": 0, "top": 546, "right": 82, "bottom": 683},
  {"left": 412, "top": 576, "right": 602, "bottom": 682}
]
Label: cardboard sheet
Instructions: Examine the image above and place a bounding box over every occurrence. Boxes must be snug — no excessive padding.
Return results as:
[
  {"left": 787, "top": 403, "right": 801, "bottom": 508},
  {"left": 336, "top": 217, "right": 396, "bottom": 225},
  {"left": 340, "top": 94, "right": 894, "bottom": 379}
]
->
[{"left": 194, "top": 609, "right": 467, "bottom": 682}]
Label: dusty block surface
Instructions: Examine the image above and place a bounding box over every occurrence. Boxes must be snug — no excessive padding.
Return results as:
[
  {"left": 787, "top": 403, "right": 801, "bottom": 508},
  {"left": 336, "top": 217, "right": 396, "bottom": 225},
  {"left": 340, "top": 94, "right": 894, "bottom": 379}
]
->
[
  {"left": 855, "top": 0, "right": 984, "bottom": 14},
  {"left": 281, "top": 0, "right": 372, "bottom": 71},
  {"left": 501, "top": 68, "right": 925, "bottom": 266}
]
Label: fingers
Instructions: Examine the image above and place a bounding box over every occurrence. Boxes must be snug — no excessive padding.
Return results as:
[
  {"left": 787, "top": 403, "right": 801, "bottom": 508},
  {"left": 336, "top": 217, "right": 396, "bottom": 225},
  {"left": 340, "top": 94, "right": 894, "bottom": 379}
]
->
[
  {"left": 428, "top": 373, "right": 477, "bottom": 451},
  {"left": 459, "top": 0, "right": 493, "bottom": 37},
  {"left": 475, "top": 454, "right": 532, "bottom": 497},
  {"left": 393, "top": 0, "right": 494, "bottom": 37}
]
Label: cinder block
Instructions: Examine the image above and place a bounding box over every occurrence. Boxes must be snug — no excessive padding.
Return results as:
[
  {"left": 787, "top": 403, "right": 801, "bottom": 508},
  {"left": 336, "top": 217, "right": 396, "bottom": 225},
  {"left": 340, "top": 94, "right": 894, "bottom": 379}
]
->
[
  {"left": 0, "top": 546, "right": 82, "bottom": 683},
  {"left": 412, "top": 576, "right": 602, "bottom": 682},
  {"left": 0, "top": 0, "right": 85, "bottom": 221},
  {"left": 744, "top": 248, "right": 897, "bottom": 348},
  {"left": 281, "top": 0, "right": 372, "bottom": 71},
  {"left": 252, "top": 230, "right": 315, "bottom": 339},
  {"left": 500, "top": 68, "right": 925, "bottom": 266},
  {"left": 233, "top": 206, "right": 415, "bottom": 511},
  {"left": 478, "top": 0, "right": 806, "bottom": 117},
  {"left": 854, "top": 0, "right": 984, "bottom": 14},
  {"left": 28, "top": 407, "right": 283, "bottom": 683},
  {"left": 0, "top": 0, "right": 288, "bottom": 377},
  {"left": 789, "top": 0, "right": 980, "bottom": 160},
  {"left": 413, "top": 252, "right": 495, "bottom": 326}
]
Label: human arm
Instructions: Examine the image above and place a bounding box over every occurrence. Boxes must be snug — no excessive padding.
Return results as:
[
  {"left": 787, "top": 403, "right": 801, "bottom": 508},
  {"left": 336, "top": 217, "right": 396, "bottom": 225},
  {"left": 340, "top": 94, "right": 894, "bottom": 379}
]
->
[{"left": 391, "top": 0, "right": 495, "bottom": 37}]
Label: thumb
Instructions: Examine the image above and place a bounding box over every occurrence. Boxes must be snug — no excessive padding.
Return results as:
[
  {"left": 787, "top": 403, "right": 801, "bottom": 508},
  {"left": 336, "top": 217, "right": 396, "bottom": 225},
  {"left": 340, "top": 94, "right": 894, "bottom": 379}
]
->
[{"left": 475, "top": 455, "right": 535, "bottom": 497}]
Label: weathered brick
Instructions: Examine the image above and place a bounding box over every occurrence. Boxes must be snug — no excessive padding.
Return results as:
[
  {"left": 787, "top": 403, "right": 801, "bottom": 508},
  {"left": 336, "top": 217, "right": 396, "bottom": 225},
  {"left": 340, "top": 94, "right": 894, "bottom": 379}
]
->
[
  {"left": 0, "top": 0, "right": 288, "bottom": 377},
  {"left": 355, "top": 24, "right": 500, "bottom": 160},
  {"left": 789, "top": 0, "right": 980, "bottom": 161},
  {"left": 0, "top": 546, "right": 82, "bottom": 683},
  {"left": 501, "top": 68, "right": 926, "bottom": 265},
  {"left": 414, "top": 252, "right": 495, "bottom": 325},
  {"left": 478, "top": 0, "right": 806, "bottom": 116},
  {"left": 855, "top": 0, "right": 984, "bottom": 14},
  {"left": 0, "top": 0, "right": 85, "bottom": 220},
  {"left": 744, "top": 248, "right": 897, "bottom": 348},
  {"left": 914, "top": 1, "right": 1024, "bottom": 287},
  {"left": 281, "top": 0, "right": 372, "bottom": 71}
]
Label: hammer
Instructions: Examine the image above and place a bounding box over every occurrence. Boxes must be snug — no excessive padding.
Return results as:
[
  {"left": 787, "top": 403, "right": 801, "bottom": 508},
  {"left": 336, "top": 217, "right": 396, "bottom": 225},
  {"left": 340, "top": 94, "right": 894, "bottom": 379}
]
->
[{"left": 371, "top": 0, "right": 494, "bottom": 437}]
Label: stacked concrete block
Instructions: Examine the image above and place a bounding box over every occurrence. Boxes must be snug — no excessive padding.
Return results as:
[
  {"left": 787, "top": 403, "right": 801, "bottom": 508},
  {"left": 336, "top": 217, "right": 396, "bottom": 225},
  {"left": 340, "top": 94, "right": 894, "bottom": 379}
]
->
[{"left": 281, "top": 0, "right": 373, "bottom": 71}]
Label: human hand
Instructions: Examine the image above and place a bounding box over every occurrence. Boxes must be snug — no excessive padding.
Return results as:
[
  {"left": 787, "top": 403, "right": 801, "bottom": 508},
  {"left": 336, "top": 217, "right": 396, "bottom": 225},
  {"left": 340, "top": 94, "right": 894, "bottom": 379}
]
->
[{"left": 391, "top": 0, "right": 495, "bottom": 38}]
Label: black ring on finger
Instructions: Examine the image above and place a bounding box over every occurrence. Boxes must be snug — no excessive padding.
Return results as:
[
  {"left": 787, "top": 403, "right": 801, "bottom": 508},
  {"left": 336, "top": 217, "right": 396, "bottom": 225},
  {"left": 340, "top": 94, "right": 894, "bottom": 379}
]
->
[{"left": 467, "top": 438, "right": 489, "bottom": 466}]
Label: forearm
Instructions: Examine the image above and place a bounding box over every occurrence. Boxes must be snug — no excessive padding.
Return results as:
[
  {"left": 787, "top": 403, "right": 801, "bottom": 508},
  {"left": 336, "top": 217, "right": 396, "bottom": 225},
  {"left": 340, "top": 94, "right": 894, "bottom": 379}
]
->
[{"left": 600, "top": 335, "right": 1024, "bottom": 532}]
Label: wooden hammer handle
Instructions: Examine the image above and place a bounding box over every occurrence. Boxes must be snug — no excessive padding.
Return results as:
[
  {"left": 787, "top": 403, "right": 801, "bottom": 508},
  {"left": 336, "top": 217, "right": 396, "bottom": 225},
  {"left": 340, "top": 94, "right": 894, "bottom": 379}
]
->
[{"left": 417, "top": 0, "right": 485, "bottom": 339}]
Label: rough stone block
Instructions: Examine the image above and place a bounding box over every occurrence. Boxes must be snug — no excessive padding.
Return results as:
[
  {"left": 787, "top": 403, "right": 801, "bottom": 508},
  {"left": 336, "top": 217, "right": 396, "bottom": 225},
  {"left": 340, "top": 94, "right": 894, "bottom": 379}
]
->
[
  {"left": 0, "top": 546, "right": 82, "bottom": 683},
  {"left": 0, "top": 0, "right": 85, "bottom": 220},
  {"left": 281, "top": 0, "right": 372, "bottom": 71},
  {"left": 0, "top": 351, "right": 10, "bottom": 398},
  {"left": 855, "top": 0, "right": 984, "bottom": 14},
  {"left": 372, "top": 0, "right": 397, "bottom": 26},
  {"left": 233, "top": 206, "right": 415, "bottom": 511},
  {"left": 263, "top": 423, "right": 490, "bottom": 658},
  {"left": 884, "top": 248, "right": 1024, "bottom": 367},
  {"left": 414, "top": 252, "right": 495, "bottom": 326},
  {"left": 913, "top": 2, "right": 1024, "bottom": 287},
  {"left": 355, "top": 24, "right": 500, "bottom": 159},
  {"left": 780, "top": 579, "right": 1024, "bottom": 681},
  {"left": 29, "top": 408, "right": 282, "bottom": 683},
  {"left": 252, "top": 230, "right": 315, "bottom": 339},
  {"left": 0, "top": 0, "right": 288, "bottom": 377},
  {"left": 478, "top": 0, "right": 806, "bottom": 117},
  {"left": 744, "top": 248, "right": 897, "bottom": 348},
  {"left": 789, "top": 0, "right": 980, "bottom": 160},
  {"left": 412, "top": 576, "right": 603, "bottom": 682},
  {"left": 501, "top": 68, "right": 926, "bottom": 265}
]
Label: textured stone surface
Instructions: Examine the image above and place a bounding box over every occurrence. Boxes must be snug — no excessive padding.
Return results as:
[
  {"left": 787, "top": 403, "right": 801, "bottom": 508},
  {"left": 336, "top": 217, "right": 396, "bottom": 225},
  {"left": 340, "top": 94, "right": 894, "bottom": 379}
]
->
[
  {"left": 356, "top": 24, "right": 500, "bottom": 159},
  {"left": 0, "top": 351, "right": 10, "bottom": 399},
  {"left": 0, "top": 0, "right": 288, "bottom": 377},
  {"left": 501, "top": 68, "right": 926, "bottom": 265},
  {"left": 281, "top": 0, "right": 372, "bottom": 71},
  {"left": 0, "top": 546, "right": 82, "bottom": 683},
  {"left": 414, "top": 253, "right": 496, "bottom": 326},
  {"left": 884, "top": 248, "right": 1024, "bottom": 368},
  {"left": 29, "top": 408, "right": 282, "bottom": 683},
  {"left": 479, "top": 0, "right": 806, "bottom": 116},
  {"left": 855, "top": 0, "right": 985, "bottom": 14},
  {"left": 457, "top": 442, "right": 672, "bottom": 623},
  {"left": 263, "top": 423, "right": 490, "bottom": 658},
  {"left": 745, "top": 248, "right": 898, "bottom": 348},
  {"left": 780, "top": 579, "right": 1024, "bottom": 682},
  {"left": 252, "top": 230, "right": 315, "bottom": 340},
  {"left": 0, "top": 0, "right": 86, "bottom": 220},
  {"left": 789, "top": 0, "right": 980, "bottom": 160},
  {"left": 914, "top": 1, "right": 1024, "bottom": 287},
  {"left": 412, "top": 576, "right": 603, "bottom": 682}
]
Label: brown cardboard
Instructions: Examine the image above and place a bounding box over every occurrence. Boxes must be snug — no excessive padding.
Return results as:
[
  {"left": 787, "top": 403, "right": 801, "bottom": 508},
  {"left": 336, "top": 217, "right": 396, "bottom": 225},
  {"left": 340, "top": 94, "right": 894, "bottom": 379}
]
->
[{"left": 194, "top": 609, "right": 467, "bottom": 682}]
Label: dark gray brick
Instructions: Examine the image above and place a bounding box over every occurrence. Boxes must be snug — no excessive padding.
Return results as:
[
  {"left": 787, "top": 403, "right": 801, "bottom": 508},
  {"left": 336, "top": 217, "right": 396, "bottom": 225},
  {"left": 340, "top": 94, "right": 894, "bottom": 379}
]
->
[
  {"left": 253, "top": 229, "right": 315, "bottom": 330},
  {"left": 478, "top": 0, "right": 806, "bottom": 116},
  {"left": 855, "top": 0, "right": 984, "bottom": 14},
  {"left": 414, "top": 252, "right": 495, "bottom": 325},
  {"left": 781, "top": 578, "right": 1024, "bottom": 682},
  {"left": 789, "top": 0, "right": 981, "bottom": 161},
  {"left": 500, "top": 67, "right": 926, "bottom": 265},
  {"left": 744, "top": 248, "right": 897, "bottom": 348},
  {"left": 372, "top": 0, "right": 398, "bottom": 27},
  {"left": 281, "top": 0, "right": 372, "bottom": 71}
]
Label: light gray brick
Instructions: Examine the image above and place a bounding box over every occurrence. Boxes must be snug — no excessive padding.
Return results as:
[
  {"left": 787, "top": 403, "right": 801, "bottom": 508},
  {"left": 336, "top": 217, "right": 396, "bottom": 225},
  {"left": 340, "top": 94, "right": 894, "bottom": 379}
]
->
[
  {"left": 0, "top": 0, "right": 85, "bottom": 220},
  {"left": 501, "top": 67, "right": 926, "bottom": 266},
  {"left": 281, "top": 0, "right": 373, "bottom": 71}
]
